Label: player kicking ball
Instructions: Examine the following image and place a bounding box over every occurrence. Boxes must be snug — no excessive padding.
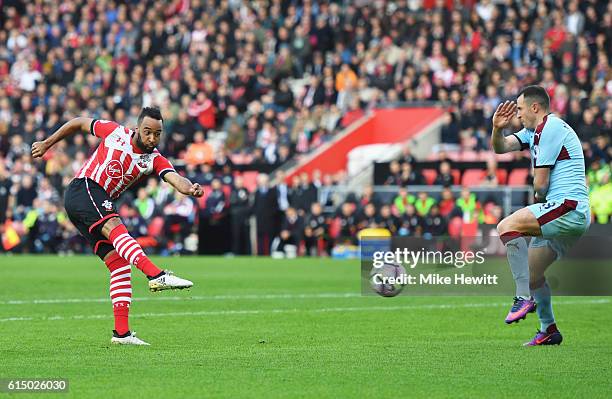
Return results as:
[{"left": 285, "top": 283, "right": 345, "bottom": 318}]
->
[
  {"left": 32, "top": 107, "right": 204, "bottom": 346},
  {"left": 491, "top": 86, "right": 590, "bottom": 346}
]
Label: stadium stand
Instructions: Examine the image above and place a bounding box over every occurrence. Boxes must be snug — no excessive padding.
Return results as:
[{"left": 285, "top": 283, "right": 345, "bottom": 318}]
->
[{"left": 0, "top": 0, "right": 610, "bottom": 256}]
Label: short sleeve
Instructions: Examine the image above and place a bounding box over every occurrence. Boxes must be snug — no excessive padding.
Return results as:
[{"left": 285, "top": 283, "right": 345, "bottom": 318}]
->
[
  {"left": 511, "top": 128, "right": 530, "bottom": 151},
  {"left": 534, "top": 119, "right": 563, "bottom": 168},
  {"left": 90, "top": 119, "right": 120, "bottom": 138},
  {"left": 153, "top": 154, "right": 176, "bottom": 181}
]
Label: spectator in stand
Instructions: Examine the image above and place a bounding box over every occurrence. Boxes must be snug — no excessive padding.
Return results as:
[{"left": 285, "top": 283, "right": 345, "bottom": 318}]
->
[
  {"left": 587, "top": 159, "right": 610, "bottom": 191},
  {"left": 0, "top": 161, "right": 11, "bottom": 224},
  {"left": 198, "top": 163, "right": 216, "bottom": 186},
  {"left": 402, "top": 204, "right": 424, "bottom": 237},
  {"left": 384, "top": 160, "right": 402, "bottom": 186},
  {"left": 272, "top": 207, "right": 304, "bottom": 257},
  {"left": 163, "top": 191, "right": 195, "bottom": 253},
  {"left": 275, "top": 171, "right": 290, "bottom": 213},
  {"left": 184, "top": 131, "right": 214, "bottom": 166},
  {"left": 591, "top": 171, "right": 612, "bottom": 224},
  {"left": 456, "top": 188, "right": 484, "bottom": 224},
  {"left": 288, "top": 175, "right": 304, "bottom": 211},
  {"left": 336, "top": 202, "right": 357, "bottom": 245},
  {"left": 359, "top": 185, "right": 381, "bottom": 210},
  {"left": 400, "top": 162, "right": 424, "bottom": 186},
  {"left": 481, "top": 158, "right": 500, "bottom": 187},
  {"left": 299, "top": 172, "right": 318, "bottom": 215},
  {"left": 303, "top": 202, "right": 329, "bottom": 257},
  {"left": 424, "top": 205, "right": 448, "bottom": 237},
  {"left": 252, "top": 174, "right": 278, "bottom": 256},
  {"left": 357, "top": 203, "right": 378, "bottom": 231},
  {"left": 440, "top": 112, "right": 460, "bottom": 145},
  {"left": 414, "top": 191, "right": 436, "bottom": 217},
  {"left": 229, "top": 175, "right": 251, "bottom": 255},
  {"left": 134, "top": 187, "right": 155, "bottom": 220},
  {"left": 482, "top": 203, "right": 503, "bottom": 225},
  {"left": 165, "top": 110, "right": 195, "bottom": 158},
  {"left": 123, "top": 205, "right": 148, "bottom": 239},
  {"left": 188, "top": 92, "right": 216, "bottom": 131},
  {"left": 318, "top": 174, "right": 335, "bottom": 208},
  {"left": 434, "top": 161, "right": 454, "bottom": 186},
  {"left": 199, "top": 178, "right": 228, "bottom": 255},
  {"left": 592, "top": 135, "right": 612, "bottom": 163},
  {"left": 15, "top": 174, "right": 37, "bottom": 217},
  {"left": 1, "top": 0, "right": 611, "bottom": 256},
  {"left": 579, "top": 109, "right": 600, "bottom": 143},
  {"left": 25, "top": 200, "right": 62, "bottom": 253},
  {"left": 399, "top": 144, "right": 417, "bottom": 166},
  {"left": 311, "top": 170, "right": 323, "bottom": 192},
  {"left": 393, "top": 187, "right": 416, "bottom": 216},
  {"left": 376, "top": 204, "right": 400, "bottom": 235}
]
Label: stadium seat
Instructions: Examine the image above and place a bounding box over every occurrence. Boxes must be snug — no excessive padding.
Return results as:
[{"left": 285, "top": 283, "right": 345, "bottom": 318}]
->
[
  {"left": 508, "top": 168, "right": 529, "bottom": 186},
  {"left": 148, "top": 217, "right": 165, "bottom": 237},
  {"left": 460, "top": 169, "right": 508, "bottom": 186},
  {"left": 422, "top": 169, "right": 437, "bottom": 185},
  {"left": 241, "top": 171, "right": 259, "bottom": 192},
  {"left": 496, "top": 169, "right": 508, "bottom": 185},
  {"left": 138, "top": 216, "right": 165, "bottom": 250},
  {"left": 461, "top": 169, "right": 484, "bottom": 186},
  {"left": 451, "top": 169, "right": 461, "bottom": 185},
  {"left": 460, "top": 221, "right": 479, "bottom": 252}
]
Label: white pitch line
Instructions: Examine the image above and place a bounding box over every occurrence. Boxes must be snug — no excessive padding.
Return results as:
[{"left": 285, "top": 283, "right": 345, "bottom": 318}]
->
[
  {"left": 0, "top": 298, "right": 609, "bottom": 323},
  {"left": 0, "top": 292, "right": 360, "bottom": 306}
]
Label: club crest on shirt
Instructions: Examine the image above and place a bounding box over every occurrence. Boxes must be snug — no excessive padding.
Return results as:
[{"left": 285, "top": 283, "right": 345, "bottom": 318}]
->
[
  {"left": 136, "top": 154, "right": 154, "bottom": 173},
  {"left": 106, "top": 160, "right": 124, "bottom": 179}
]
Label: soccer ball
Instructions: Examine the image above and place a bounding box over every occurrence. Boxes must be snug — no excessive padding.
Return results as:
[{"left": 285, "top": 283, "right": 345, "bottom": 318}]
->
[{"left": 369, "top": 262, "right": 407, "bottom": 297}]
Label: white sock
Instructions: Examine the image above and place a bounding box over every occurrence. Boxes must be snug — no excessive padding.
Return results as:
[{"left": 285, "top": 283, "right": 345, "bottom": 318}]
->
[{"left": 502, "top": 234, "right": 530, "bottom": 298}]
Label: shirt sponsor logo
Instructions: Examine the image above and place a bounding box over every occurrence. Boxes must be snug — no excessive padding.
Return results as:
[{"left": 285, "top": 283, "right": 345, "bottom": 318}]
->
[{"left": 106, "top": 160, "right": 124, "bottom": 179}]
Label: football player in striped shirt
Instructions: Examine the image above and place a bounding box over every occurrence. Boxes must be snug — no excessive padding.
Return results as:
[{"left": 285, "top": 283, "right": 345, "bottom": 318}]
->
[{"left": 32, "top": 107, "right": 204, "bottom": 346}]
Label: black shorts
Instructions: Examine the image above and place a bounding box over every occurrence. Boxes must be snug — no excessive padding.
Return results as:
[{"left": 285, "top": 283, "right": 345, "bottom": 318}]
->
[{"left": 64, "top": 178, "right": 119, "bottom": 259}]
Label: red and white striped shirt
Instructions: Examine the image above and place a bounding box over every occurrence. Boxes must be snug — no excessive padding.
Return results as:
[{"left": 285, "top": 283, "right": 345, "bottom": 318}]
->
[{"left": 76, "top": 119, "right": 176, "bottom": 199}]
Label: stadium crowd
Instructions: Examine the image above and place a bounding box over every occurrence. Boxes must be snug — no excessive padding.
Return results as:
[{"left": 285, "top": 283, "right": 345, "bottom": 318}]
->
[{"left": 0, "top": 0, "right": 611, "bottom": 255}]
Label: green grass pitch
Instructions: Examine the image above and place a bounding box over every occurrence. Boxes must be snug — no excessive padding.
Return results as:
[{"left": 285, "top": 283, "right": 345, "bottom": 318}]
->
[{"left": 1, "top": 256, "right": 611, "bottom": 398}]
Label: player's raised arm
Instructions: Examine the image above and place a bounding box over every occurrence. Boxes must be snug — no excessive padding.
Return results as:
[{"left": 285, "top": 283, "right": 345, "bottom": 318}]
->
[
  {"left": 491, "top": 101, "right": 522, "bottom": 154},
  {"left": 31, "top": 117, "right": 94, "bottom": 158},
  {"left": 163, "top": 171, "right": 204, "bottom": 198}
]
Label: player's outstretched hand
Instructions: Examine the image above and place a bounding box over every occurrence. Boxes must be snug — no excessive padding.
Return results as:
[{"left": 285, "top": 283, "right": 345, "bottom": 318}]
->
[
  {"left": 492, "top": 100, "right": 517, "bottom": 130},
  {"left": 31, "top": 141, "right": 49, "bottom": 158},
  {"left": 189, "top": 183, "right": 204, "bottom": 197}
]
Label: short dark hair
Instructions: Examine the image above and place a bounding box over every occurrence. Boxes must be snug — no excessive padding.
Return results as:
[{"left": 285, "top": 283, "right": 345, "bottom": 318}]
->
[
  {"left": 518, "top": 85, "right": 550, "bottom": 111},
  {"left": 137, "top": 107, "right": 163, "bottom": 125}
]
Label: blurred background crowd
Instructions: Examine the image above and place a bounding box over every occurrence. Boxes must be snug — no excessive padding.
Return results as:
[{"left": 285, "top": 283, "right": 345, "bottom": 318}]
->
[{"left": 0, "top": 0, "right": 610, "bottom": 255}]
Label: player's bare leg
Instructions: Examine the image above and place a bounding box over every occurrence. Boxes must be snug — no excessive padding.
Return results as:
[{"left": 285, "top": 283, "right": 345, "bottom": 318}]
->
[
  {"left": 100, "top": 217, "right": 193, "bottom": 292},
  {"left": 497, "top": 207, "right": 541, "bottom": 323},
  {"left": 523, "top": 246, "right": 563, "bottom": 346}
]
